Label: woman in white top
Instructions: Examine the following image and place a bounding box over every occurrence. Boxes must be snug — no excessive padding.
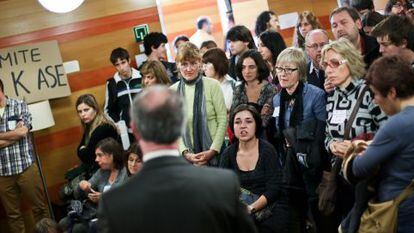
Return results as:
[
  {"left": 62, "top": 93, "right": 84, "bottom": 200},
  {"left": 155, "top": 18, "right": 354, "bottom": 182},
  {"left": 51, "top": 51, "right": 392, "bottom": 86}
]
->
[{"left": 202, "top": 48, "right": 236, "bottom": 112}]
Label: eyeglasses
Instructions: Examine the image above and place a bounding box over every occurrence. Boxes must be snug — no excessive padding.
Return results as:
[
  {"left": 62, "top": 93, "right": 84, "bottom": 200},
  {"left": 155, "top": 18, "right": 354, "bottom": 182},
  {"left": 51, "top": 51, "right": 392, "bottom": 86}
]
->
[
  {"left": 275, "top": 67, "right": 298, "bottom": 75},
  {"left": 180, "top": 62, "right": 199, "bottom": 69},
  {"left": 306, "top": 42, "right": 328, "bottom": 50},
  {"left": 321, "top": 59, "right": 347, "bottom": 70}
]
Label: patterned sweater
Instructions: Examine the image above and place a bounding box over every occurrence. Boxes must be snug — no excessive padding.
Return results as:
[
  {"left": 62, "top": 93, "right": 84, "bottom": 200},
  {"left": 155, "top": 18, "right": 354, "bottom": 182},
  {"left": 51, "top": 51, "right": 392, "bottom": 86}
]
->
[{"left": 325, "top": 79, "right": 387, "bottom": 152}]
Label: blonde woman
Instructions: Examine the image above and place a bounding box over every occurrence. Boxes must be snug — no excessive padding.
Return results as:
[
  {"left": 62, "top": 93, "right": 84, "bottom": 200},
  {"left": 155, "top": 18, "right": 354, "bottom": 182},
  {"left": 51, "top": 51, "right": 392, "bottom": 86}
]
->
[
  {"left": 140, "top": 60, "right": 171, "bottom": 88},
  {"left": 76, "top": 94, "right": 118, "bottom": 178},
  {"left": 320, "top": 38, "right": 387, "bottom": 225}
]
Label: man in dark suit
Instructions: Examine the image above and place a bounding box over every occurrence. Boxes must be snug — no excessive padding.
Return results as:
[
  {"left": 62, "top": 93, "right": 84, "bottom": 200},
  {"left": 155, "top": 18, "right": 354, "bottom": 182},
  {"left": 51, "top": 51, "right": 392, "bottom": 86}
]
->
[
  {"left": 98, "top": 86, "right": 257, "bottom": 233},
  {"left": 305, "top": 29, "right": 329, "bottom": 91}
]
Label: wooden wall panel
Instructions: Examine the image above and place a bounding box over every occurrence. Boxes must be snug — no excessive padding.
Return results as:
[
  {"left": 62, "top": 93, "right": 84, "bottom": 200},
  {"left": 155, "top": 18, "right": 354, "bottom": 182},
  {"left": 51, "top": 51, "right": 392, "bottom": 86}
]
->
[
  {"left": 268, "top": 0, "right": 338, "bottom": 45},
  {"left": 159, "top": 0, "right": 225, "bottom": 56},
  {"left": 0, "top": 2, "right": 161, "bottom": 224},
  {"left": 0, "top": 0, "right": 155, "bottom": 37},
  {"left": 374, "top": 0, "right": 388, "bottom": 10},
  {"left": 232, "top": 0, "right": 270, "bottom": 31}
]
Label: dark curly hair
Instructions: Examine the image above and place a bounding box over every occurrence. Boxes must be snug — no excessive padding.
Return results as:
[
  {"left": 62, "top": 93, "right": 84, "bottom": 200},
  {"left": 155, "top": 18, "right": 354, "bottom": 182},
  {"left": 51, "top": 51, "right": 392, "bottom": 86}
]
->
[
  {"left": 143, "top": 32, "right": 168, "bottom": 56},
  {"left": 236, "top": 50, "right": 270, "bottom": 84},
  {"left": 255, "top": 11, "right": 276, "bottom": 36}
]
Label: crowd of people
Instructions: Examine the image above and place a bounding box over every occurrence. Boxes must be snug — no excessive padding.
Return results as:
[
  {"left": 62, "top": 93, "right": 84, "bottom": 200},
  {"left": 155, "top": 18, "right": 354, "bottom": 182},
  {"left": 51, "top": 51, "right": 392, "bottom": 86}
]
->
[{"left": 1, "top": 0, "right": 414, "bottom": 233}]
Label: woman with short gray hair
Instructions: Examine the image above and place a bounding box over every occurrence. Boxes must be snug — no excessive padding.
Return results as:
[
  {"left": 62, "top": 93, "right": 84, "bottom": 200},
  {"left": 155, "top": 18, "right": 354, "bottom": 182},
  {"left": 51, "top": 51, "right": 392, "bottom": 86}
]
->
[{"left": 271, "top": 47, "right": 327, "bottom": 232}]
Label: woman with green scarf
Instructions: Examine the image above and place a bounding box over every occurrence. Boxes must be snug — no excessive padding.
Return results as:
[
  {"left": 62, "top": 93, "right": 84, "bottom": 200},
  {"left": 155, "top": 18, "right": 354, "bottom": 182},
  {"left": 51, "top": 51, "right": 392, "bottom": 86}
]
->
[{"left": 170, "top": 42, "right": 227, "bottom": 166}]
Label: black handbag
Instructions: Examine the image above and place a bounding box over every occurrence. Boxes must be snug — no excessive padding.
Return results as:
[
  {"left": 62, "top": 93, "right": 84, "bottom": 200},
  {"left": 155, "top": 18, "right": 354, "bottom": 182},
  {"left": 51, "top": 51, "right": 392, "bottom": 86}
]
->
[
  {"left": 240, "top": 188, "right": 276, "bottom": 222},
  {"left": 68, "top": 200, "right": 98, "bottom": 221}
]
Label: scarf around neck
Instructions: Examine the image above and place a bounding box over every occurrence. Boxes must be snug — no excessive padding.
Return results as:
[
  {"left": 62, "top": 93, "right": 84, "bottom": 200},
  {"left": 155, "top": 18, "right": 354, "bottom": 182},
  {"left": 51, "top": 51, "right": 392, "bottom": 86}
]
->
[
  {"left": 278, "top": 81, "right": 304, "bottom": 132},
  {"left": 177, "top": 74, "right": 213, "bottom": 154}
]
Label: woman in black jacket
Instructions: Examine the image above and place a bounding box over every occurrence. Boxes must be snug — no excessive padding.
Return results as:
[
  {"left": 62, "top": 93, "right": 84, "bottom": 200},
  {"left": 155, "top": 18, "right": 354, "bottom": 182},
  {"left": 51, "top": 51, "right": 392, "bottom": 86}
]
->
[{"left": 76, "top": 94, "right": 118, "bottom": 179}]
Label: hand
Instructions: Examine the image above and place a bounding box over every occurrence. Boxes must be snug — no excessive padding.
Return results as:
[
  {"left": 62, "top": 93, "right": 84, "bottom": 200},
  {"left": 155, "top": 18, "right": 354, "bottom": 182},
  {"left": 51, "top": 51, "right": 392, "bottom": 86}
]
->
[
  {"left": 247, "top": 205, "right": 255, "bottom": 214},
  {"left": 352, "top": 140, "right": 369, "bottom": 156},
  {"left": 16, "top": 121, "right": 24, "bottom": 128},
  {"left": 261, "top": 103, "right": 272, "bottom": 116},
  {"left": 88, "top": 190, "right": 101, "bottom": 203},
  {"left": 79, "top": 180, "right": 91, "bottom": 192},
  {"left": 14, "top": 123, "right": 28, "bottom": 137},
  {"left": 324, "top": 78, "right": 335, "bottom": 93},
  {"left": 193, "top": 150, "right": 217, "bottom": 166},
  {"left": 183, "top": 151, "right": 196, "bottom": 163},
  {"left": 330, "top": 140, "right": 352, "bottom": 158}
]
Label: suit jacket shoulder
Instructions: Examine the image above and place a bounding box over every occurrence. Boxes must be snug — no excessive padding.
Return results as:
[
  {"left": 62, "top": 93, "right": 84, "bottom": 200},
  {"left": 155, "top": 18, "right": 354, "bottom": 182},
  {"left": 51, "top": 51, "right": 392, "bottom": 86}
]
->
[{"left": 99, "top": 156, "right": 257, "bottom": 233}]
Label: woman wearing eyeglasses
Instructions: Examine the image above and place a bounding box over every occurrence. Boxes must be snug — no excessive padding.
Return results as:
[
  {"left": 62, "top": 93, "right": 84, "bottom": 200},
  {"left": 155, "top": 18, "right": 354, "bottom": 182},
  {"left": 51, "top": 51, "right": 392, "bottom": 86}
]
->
[
  {"left": 271, "top": 47, "right": 327, "bottom": 232},
  {"left": 320, "top": 38, "right": 387, "bottom": 225},
  {"left": 231, "top": 50, "right": 277, "bottom": 132},
  {"left": 170, "top": 42, "right": 227, "bottom": 166}
]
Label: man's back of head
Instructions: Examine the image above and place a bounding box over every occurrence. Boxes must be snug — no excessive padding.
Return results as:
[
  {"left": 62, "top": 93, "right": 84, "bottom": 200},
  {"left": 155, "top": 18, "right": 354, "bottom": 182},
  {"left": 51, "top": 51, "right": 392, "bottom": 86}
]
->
[
  {"left": 196, "top": 16, "right": 212, "bottom": 33},
  {"left": 131, "top": 86, "right": 185, "bottom": 144},
  {"left": 143, "top": 32, "right": 168, "bottom": 56},
  {"left": 351, "top": 0, "right": 375, "bottom": 14},
  {"left": 100, "top": 86, "right": 258, "bottom": 233}
]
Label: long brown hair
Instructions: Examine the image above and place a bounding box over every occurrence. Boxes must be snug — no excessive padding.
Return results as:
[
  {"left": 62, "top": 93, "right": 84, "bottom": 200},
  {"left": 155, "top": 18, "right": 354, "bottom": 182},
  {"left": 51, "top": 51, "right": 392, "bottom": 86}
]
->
[
  {"left": 292, "top": 11, "right": 322, "bottom": 49},
  {"left": 76, "top": 94, "right": 116, "bottom": 141}
]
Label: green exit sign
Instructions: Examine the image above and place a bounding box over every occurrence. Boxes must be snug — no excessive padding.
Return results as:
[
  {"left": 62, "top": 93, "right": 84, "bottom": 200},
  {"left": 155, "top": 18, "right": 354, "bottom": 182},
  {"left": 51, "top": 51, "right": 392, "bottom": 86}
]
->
[{"left": 133, "top": 24, "right": 149, "bottom": 43}]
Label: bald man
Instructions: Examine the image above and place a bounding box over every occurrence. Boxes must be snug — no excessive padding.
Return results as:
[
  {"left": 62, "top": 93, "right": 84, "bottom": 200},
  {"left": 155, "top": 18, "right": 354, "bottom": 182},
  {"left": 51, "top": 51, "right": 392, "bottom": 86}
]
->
[{"left": 305, "top": 29, "right": 330, "bottom": 90}]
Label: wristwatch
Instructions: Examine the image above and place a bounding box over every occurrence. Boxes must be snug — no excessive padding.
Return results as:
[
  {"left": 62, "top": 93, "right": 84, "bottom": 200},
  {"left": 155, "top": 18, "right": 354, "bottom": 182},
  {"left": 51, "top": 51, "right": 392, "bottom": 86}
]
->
[
  {"left": 182, "top": 149, "right": 190, "bottom": 157},
  {"left": 248, "top": 205, "right": 256, "bottom": 214}
]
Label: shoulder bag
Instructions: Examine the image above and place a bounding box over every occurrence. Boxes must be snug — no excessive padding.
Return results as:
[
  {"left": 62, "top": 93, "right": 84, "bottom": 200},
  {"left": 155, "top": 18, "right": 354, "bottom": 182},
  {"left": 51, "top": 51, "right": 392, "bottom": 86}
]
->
[
  {"left": 358, "top": 179, "right": 414, "bottom": 233},
  {"left": 316, "top": 86, "right": 369, "bottom": 215}
]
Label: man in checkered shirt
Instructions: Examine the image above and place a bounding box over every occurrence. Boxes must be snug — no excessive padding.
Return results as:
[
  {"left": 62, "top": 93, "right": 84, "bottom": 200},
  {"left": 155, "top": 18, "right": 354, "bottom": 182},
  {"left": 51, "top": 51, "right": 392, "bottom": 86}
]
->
[{"left": 0, "top": 79, "right": 49, "bottom": 233}]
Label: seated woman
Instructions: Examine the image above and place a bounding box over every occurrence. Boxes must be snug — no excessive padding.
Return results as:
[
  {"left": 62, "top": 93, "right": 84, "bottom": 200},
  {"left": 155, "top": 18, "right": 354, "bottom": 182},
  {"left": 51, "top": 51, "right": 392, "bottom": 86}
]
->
[
  {"left": 231, "top": 50, "right": 277, "bottom": 130},
  {"left": 272, "top": 47, "right": 327, "bottom": 232},
  {"left": 140, "top": 60, "right": 171, "bottom": 88},
  {"left": 170, "top": 42, "right": 227, "bottom": 166},
  {"left": 343, "top": 56, "right": 414, "bottom": 233},
  {"left": 60, "top": 138, "right": 128, "bottom": 233},
  {"left": 125, "top": 143, "right": 143, "bottom": 176},
  {"left": 220, "top": 104, "right": 298, "bottom": 233},
  {"left": 75, "top": 94, "right": 118, "bottom": 180}
]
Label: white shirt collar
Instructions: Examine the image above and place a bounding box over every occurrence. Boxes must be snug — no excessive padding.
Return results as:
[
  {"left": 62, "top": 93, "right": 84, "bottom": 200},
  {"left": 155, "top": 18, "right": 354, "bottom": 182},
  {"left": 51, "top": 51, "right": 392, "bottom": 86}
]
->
[
  {"left": 309, "top": 62, "right": 316, "bottom": 73},
  {"left": 143, "top": 149, "right": 180, "bottom": 162}
]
